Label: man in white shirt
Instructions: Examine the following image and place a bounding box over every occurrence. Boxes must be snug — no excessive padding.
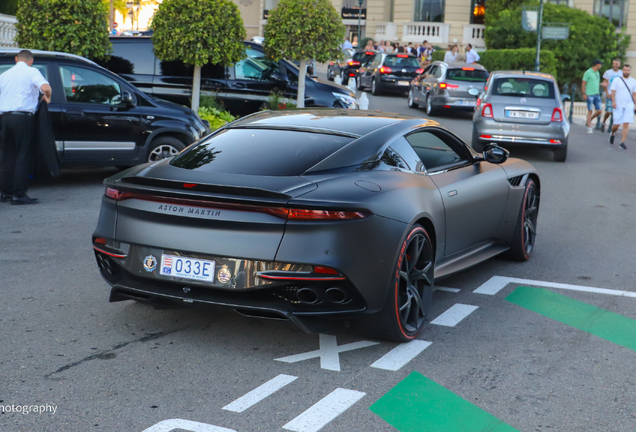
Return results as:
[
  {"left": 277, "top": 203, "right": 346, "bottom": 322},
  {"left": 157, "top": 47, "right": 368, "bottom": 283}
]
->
[
  {"left": 609, "top": 64, "right": 636, "bottom": 149},
  {"left": 0, "top": 49, "right": 52, "bottom": 204},
  {"left": 601, "top": 58, "right": 622, "bottom": 132},
  {"left": 466, "top": 44, "right": 480, "bottom": 64}
]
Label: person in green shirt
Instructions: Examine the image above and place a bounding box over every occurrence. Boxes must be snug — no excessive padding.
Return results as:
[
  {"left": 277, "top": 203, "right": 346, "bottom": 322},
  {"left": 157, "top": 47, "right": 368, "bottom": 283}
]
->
[{"left": 582, "top": 59, "right": 603, "bottom": 134}]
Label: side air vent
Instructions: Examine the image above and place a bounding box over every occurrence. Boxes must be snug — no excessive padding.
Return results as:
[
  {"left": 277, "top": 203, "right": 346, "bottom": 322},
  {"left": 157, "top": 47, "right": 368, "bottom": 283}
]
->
[{"left": 508, "top": 175, "right": 524, "bottom": 187}]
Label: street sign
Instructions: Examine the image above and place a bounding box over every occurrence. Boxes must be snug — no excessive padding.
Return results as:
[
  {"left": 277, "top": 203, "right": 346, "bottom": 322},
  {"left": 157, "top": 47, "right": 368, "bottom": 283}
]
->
[
  {"left": 542, "top": 25, "right": 569, "bottom": 40},
  {"left": 522, "top": 8, "right": 539, "bottom": 31}
]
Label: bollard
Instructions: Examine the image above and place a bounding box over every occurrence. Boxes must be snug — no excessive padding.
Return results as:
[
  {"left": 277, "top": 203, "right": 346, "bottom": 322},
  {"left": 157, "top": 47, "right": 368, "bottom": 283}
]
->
[
  {"left": 358, "top": 92, "right": 369, "bottom": 110},
  {"left": 348, "top": 77, "right": 357, "bottom": 93},
  {"left": 334, "top": 75, "right": 342, "bottom": 85}
]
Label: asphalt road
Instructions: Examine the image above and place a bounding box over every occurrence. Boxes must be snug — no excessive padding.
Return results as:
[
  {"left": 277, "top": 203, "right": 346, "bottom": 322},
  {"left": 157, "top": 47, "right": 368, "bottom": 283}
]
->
[{"left": 1, "top": 90, "right": 636, "bottom": 432}]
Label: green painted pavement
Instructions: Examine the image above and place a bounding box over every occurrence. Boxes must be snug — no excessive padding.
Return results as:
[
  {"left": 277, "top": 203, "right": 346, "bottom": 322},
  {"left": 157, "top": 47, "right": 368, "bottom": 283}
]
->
[
  {"left": 370, "top": 371, "right": 519, "bottom": 432},
  {"left": 506, "top": 286, "right": 636, "bottom": 352}
]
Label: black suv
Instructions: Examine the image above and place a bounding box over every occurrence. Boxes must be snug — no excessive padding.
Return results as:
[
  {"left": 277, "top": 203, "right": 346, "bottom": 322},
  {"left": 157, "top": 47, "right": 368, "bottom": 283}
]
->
[
  {"left": 0, "top": 49, "right": 209, "bottom": 169},
  {"left": 100, "top": 37, "right": 358, "bottom": 116},
  {"left": 328, "top": 49, "right": 377, "bottom": 85},
  {"left": 358, "top": 53, "right": 423, "bottom": 96}
]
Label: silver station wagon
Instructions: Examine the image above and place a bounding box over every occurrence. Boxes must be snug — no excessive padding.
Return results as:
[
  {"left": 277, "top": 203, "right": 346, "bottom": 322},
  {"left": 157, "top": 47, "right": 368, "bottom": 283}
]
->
[{"left": 472, "top": 71, "right": 569, "bottom": 162}]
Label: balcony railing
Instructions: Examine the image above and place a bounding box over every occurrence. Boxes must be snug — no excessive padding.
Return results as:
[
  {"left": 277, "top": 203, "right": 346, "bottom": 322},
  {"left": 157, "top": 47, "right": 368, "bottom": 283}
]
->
[
  {"left": 0, "top": 14, "right": 18, "bottom": 48},
  {"left": 402, "top": 22, "right": 449, "bottom": 44},
  {"left": 374, "top": 22, "right": 398, "bottom": 41},
  {"left": 462, "top": 24, "right": 486, "bottom": 48}
]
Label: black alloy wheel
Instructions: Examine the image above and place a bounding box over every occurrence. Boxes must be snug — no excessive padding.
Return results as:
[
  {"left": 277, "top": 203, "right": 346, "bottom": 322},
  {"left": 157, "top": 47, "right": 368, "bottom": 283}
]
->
[
  {"left": 372, "top": 225, "right": 435, "bottom": 342},
  {"left": 408, "top": 89, "right": 416, "bottom": 108},
  {"left": 505, "top": 179, "right": 539, "bottom": 261},
  {"left": 371, "top": 77, "right": 380, "bottom": 95},
  {"left": 425, "top": 95, "right": 436, "bottom": 116}
]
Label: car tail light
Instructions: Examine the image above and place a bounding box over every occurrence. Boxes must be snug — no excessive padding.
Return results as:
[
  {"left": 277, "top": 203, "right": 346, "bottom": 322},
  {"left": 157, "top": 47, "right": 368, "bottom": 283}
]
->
[
  {"left": 397, "top": 54, "right": 408, "bottom": 58},
  {"left": 439, "top": 82, "right": 459, "bottom": 90},
  {"left": 462, "top": 67, "right": 475, "bottom": 71},
  {"left": 480, "top": 134, "right": 492, "bottom": 139},
  {"left": 365, "top": 51, "right": 375, "bottom": 55},
  {"left": 551, "top": 107, "right": 563, "bottom": 122},
  {"left": 349, "top": 73, "right": 355, "bottom": 77},
  {"left": 416, "top": 68, "right": 424, "bottom": 74},
  {"left": 443, "top": 105, "right": 451, "bottom": 108},
  {"left": 379, "top": 66, "right": 392, "bottom": 74},
  {"left": 348, "top": 61, "right": 360, "bottom": 66},
  {"left": 550, "top": 139, "right": 561, "bottom": 144},
  {"left": 94, "top": 237, "right": 107, "bottom": 245},
  {"left": 329, "top": 62, "right": 333, "bottom": 65},
  {"left": 476, "top": 98, "right": 482, "bottom": 107},
  {"left": 103, "top": 188, "right": 370, "bottom": 221},
  {"left": 481, "top": 103, "right": 493, "bottom": 118},
  {"left": 314, "top": 266, "right": 339, "bottom": 274}
]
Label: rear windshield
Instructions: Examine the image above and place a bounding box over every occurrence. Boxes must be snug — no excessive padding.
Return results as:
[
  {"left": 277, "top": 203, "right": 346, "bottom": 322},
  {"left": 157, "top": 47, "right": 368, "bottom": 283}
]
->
[
  {"left": 352, "top": 52, "right": 375, "bottom": 62},
  {"left": 170, "top": 128, "right": 354, "bottom": 176},
  {"left": 384, "top": 56, "right": 420, "bottom": 68},
  {"left": 492, "top": 77, "right": 555, "bottom": 99},
  {"left": 447, "top": 68, "right": 489, "bottom": 82}
]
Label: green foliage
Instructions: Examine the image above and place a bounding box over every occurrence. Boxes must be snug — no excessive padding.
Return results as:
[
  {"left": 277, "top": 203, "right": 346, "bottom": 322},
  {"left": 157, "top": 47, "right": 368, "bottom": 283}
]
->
[
  {"left": 485, "top": 2, "right": 630, "bottom": 85},
  {"left": 263, "top": 89, "right": 297, "bottom": 110},
  {"left": 484, "top": 0, "right": 526, "bottom": 26},
  {"left": 151, "top": 0, "right": 246, "bottom": 67},
  {"left": 200, "top": 94, "right": 225, "bottom": 111},
  {"left": 198, "top": 107, "right": 236, "bottom": 131},
  {"left": 431, "top": 50, "right": 446, "bottom": 62},
  {"left": 263, "top": 0, "right": 346, "bottom": 63},
  {"left": 16, "top": 0, "right": 111, "bottom": 60},
  {"left": 0, "top": 0, "right": 18, "bottom": 15},
  {"left": 479, "top": 48, "right": 558, "bottom": 79}
]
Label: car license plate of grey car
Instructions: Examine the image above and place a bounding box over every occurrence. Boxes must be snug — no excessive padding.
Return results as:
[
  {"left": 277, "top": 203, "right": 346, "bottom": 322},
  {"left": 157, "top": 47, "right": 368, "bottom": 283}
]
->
[
  {"left": 460, "top": 100, "right": 475, "bottom": 106},
  {"left": 398, "top": 81, "right": 410, "bottom": 86},
  {"left": 507, "top": 110, "right": 539, "bottom": 119},
  {"left": 160, "top": 254, "right": 215, "bottom": 282}
]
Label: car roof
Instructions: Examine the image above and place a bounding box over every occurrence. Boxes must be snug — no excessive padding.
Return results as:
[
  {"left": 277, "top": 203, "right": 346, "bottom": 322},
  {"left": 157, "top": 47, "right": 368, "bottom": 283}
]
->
[
  {"left": 490, "top": 70, "right": 555, "bottom": 81},
  {"left": 442, "top": 62, "right": 487, "bottom": 71},
  {"left": 230, "top": 109, "right": 432, "bottom": 137},
  {"left": 385, "top": 53, "right": 417, "bottom": 57},
  {"left": 0, "top": 48, "right": 97, "bottom": 65}
]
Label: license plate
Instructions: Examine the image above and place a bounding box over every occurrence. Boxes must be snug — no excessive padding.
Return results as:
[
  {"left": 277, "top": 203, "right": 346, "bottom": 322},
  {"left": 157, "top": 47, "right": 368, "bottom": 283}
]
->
[
  {"left": 459, "top": 100, "right": 475, "bottom": 106},
  {"left": 397, "top": 81, "right": 410, "bottom": 86},
  {"left": 160, "top": 254, "right": 215, "bottom": 282},
  {"left": 507, "top": 110, "right": 539, "bottom": 119}
]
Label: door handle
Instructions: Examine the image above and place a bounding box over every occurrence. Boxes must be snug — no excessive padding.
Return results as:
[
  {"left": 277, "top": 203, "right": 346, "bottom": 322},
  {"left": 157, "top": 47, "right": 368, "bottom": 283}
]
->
[
  {"left": 66, "top": 110, "right": 84, "bottom": 118},
  {"left": 232, "top": 83, "right": 246, "bottom": 89}
]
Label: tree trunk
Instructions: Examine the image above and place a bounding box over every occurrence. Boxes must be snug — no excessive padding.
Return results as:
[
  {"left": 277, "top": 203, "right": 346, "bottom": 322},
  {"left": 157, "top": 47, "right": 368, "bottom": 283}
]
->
[
  {"left": 192, "top": 65, "right": 201, "bottom": 113},
  {"left": 297, "top": 58, "right": 306, "bottom": 108}
]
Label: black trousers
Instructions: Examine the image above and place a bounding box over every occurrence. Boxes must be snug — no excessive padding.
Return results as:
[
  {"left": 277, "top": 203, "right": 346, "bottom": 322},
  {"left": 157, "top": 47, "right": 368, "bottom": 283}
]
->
[{"left": 1, "top": 114, "right": 35, "bottom": 198}]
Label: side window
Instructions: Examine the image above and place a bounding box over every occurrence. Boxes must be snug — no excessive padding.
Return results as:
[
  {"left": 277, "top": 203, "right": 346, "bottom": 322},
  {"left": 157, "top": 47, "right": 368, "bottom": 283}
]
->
[
  {"left": 423, "top": 65, "right": 432, "bottom": 75},
  {"left": 370, "top": 55, "right": 382, "bottom": 68},
  {"left": 59, "top": 65, "right": 122, "bottom": 105},
  {"left": 406, "top": 131, "right": 465, "bottom": 171},
  {"left": 0, "top": 63, "right": 48, "bottom": 79},
  {"left": 159, "top": 60, "right": 193, "bottom": 77},
  {"left": 390, "top": 137, "right": 424, "bottom": 172},
  {"left": 235, "top": 47, "right": 279, "bottom": 81},
  {"left": 109, "top": 42, "right": 155, "bottom": 75},
  {"left": 434, "top": 67, "right": 443, "bottom": 78},
  {"left": 428, "top": 66, "right": 437, "bottom": 77}
]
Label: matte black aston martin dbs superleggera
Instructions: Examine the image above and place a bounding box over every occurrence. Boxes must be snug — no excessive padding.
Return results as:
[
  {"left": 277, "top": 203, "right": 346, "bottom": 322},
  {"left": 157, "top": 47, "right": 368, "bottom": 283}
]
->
[{"left": 93, "top": 109, "right": 540, "bottom": 341}]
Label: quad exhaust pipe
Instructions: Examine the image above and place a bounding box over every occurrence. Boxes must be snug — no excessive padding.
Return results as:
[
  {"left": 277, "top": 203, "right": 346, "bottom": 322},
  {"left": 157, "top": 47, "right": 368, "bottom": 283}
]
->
[{"left": 296, "top": 287, "right": 350, "bottom": 305}]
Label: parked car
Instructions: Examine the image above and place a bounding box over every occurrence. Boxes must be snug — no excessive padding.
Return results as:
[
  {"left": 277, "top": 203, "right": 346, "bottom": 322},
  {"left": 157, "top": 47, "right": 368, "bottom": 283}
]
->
[
  {"left": 0, "top": 49, "right": 209, "bottom": 169},
  {"left": 99, "top": 37, "right": 356, "bottom": 116},
  {"left": 93, "top": 109, "right": 540, "bottom": 342},
  {"left": 409, "top": 62, "right": 488, "bottom": 116},
  {"left": 357, "top": 53, "right": 423, "bottom": 95},
  {"left": 327, "top": 49, "right": 377, "bottom": 85},
  {"left": 472, "top": 71, "right": 569, "bottom": 162}
]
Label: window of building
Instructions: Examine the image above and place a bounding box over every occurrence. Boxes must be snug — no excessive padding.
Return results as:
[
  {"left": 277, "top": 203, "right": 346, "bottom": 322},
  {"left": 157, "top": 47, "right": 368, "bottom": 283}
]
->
[
  {"left": 414, "top": 0, "right": 445, "bottom": 22},
  {"left": 594, "top": 0, "right": 628, "bottom": 28},
  {"left": 470, "top": 0, "right": 485, "bottom": 24}
]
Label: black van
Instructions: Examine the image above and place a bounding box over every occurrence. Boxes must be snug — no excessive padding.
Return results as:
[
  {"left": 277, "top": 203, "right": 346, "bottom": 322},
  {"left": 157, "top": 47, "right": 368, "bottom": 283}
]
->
[
  {"left": 0, "top": 49, "right": 210, "bottom": 169},
  {"left": 100, "top": 37, "right": 358, "bottom": 116}
]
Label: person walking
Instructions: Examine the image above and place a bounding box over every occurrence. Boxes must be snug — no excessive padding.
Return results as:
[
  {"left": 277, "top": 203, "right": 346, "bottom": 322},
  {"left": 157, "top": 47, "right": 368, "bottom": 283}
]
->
[
  {"left": 342, "top": 37, "right": 353, "bottom": 50},
  {"left": 601, "top": 58, "right": 622, "bottom": 132},
  {"left": 465, "top": 44, "right": 480, "bottom": 64},
  {"left": 609, "top": 64, "right": 636, "bottom": 149},
  {"left": 582, "top": 59, "right": 603, "bottom": 134},
  {"left": 0, "top": 50, "right": 52, "bottom": 205}
]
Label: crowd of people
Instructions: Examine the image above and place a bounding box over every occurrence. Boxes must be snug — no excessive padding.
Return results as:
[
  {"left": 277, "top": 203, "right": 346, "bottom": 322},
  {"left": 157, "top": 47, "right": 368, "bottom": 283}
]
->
[{"left": 342, "top": 37, "right": 481, "bottom": 67}]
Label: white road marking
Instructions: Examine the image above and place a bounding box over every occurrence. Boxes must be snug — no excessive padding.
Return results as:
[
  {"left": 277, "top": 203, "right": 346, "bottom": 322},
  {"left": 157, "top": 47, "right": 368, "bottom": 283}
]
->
[
  {"left": 142, "top": 419, "right": 236, "bottom": 432},
  {"left": 436, "top": 286, "right": 461, "bottom": 293},
  {"left": 275, "top": 334, "right": 379, "bottom": 371},
  {"left": 474, "top": 276, "right": 636, "bottom": 298},
  {"left": 430, "top": 303, "right": 479, "bottom": 327},
  {"left": 282, "top": 388, "right": 366, "bottom": 432},
  {"left": 223, "top": 374, "right": 297, "bottom": 413},
  {"left": 370, "top": 339, "right": 432, "bottom": 371}
]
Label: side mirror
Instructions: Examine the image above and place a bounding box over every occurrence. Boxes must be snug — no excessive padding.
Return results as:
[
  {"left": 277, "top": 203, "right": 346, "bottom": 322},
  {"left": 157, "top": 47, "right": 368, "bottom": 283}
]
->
[
  {"left": 121, "top": 91, "right": 135, "bottom": 106},
  {"left": 561, "top": 94, "right": 571, "bottom": 102},
  {"left": 482, "top": 144, "right": 509, "bottom": 164},
  {"left": 270, "top": 72, "right": 288, "bottom": 84}
]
